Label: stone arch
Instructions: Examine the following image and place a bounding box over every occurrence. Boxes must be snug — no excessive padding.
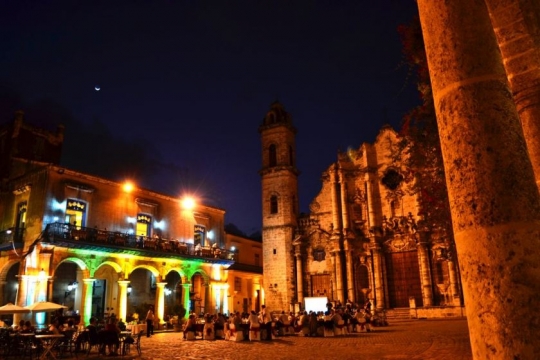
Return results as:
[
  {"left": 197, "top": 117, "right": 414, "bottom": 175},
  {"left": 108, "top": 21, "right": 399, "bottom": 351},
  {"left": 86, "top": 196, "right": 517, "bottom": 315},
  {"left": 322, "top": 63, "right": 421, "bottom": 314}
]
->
[
  {"left": 0, "top": 259, "right": 22, "bottom": 281},
  {"left": 189, "top": 269, "right": 210, "bottom": 285},
  {"left": 129, "top": 264, "right": 159, "bottom": 278},
  {"left": 54, "top": 257, "right": 89, "bottom": 277},
  {"left": 165, "top": 268, "right": 186, "bottom": 280},
  {"left": 95, "top": 260, "right": 122, "bottom": 277}
]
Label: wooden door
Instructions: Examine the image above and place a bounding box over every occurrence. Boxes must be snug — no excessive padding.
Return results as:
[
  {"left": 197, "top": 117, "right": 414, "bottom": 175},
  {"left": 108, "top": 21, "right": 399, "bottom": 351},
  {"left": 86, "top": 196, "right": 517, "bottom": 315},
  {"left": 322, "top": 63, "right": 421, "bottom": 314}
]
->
[{"left": 385, "top": 251, "right": 423, "bottom": 308}]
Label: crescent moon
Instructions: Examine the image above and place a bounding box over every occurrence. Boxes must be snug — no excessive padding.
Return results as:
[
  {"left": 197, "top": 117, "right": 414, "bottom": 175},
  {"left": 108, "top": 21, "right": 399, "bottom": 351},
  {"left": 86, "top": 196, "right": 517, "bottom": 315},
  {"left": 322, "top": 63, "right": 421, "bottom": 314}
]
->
[{"left": 95, "top": 86, "right": 100, "bottom": 91}]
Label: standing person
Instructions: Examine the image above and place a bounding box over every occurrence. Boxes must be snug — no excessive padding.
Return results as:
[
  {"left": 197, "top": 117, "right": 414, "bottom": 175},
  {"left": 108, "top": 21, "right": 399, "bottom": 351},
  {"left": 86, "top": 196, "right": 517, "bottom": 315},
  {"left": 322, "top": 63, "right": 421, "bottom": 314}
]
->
[
  {"left": 146, "top": 305, "right": 155, "bottom": 337},
  {"left": 260, "top": 305, "right": 272, "bottom": 341}
]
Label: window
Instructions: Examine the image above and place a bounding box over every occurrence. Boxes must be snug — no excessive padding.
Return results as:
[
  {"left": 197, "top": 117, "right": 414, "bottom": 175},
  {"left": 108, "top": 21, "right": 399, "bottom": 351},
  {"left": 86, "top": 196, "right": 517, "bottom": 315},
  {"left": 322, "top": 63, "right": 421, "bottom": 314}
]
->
[
  {"left": 136, "top": 214, "right": 152, "bottom": 236},
  {"left": 270, "top": 195, "right": 278, "bottom": 214},
  {"left": 254, "top": 253, "right": 260, "bottom": 266},
  {"left": 234, "top": 277, "right": 242, "bottom": 292},
  {"left": 269, "top": 144, "right": 277, "bottom": 167},
  {"left": 194, "top": 225, "right": 206, "bottom": 246},
  {"left": 66, "top": 199, "right": 87, "bottom": 228},
  {"left": 312, "top": 248, "right": 326, "bottom": 262}
]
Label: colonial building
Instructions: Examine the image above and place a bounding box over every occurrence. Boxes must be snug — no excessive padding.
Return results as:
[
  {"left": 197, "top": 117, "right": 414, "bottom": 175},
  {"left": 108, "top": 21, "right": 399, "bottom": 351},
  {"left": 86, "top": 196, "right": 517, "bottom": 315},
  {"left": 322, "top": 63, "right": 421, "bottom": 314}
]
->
[
  {"left": 259, "top": 102, "right": 463, "bottom": 316},
  {"left": 0, "top": 112, "right": 262, "bottom": 327}
]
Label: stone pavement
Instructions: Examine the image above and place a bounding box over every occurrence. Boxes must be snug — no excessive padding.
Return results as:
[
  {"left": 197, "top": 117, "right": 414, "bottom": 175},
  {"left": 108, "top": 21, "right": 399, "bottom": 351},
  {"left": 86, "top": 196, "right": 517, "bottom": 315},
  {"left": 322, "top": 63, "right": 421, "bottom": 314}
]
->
[{"left": 102, "top": 318, "right": 471, "bottom": 360}]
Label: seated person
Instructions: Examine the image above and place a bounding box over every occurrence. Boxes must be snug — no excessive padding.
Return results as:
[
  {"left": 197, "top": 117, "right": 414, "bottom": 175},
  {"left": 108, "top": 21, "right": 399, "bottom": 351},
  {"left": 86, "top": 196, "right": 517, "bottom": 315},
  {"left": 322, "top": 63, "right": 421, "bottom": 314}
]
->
[
  {"left": 102, "top": 317, "right": 121, "bottom": 356},
  {"left": 21, "top": 321, "right": 35, "bottom": 333},
  {"left": 75, "top": 317, "right": 98, "bottom": 352},
  {"left": 48, "top": 319, "right": 62, "bottom": 334},
  {"left": 182, "top": 314, "right": 197, "bottom": 339}
]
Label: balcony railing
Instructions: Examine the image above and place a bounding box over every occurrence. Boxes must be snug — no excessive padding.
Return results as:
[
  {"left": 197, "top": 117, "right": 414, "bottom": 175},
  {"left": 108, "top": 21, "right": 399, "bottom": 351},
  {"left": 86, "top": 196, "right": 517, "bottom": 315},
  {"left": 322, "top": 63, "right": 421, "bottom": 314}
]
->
[{"left": 42, "top": 223, "right": 237, "bottom": 262}]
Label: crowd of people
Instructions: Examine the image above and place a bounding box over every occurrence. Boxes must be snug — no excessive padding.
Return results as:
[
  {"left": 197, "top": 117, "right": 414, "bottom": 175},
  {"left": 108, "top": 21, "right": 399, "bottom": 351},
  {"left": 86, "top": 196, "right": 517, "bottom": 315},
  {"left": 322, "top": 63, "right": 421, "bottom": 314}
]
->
[{"left": 181, "top": 299, "right": 383, "bottom": 341}]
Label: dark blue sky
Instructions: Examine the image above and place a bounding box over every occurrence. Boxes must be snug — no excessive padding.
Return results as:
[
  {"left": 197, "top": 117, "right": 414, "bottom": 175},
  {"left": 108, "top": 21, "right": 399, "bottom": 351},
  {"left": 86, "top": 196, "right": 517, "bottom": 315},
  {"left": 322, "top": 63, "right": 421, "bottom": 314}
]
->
[{"left": 0, "top": 0, "right": 420, "bottom": 235}]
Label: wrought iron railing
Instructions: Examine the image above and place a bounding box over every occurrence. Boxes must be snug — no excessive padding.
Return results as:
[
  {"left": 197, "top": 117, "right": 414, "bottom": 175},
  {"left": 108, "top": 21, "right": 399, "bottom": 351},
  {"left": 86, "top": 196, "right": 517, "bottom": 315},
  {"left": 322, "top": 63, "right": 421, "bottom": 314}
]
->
[{"left": 43, "top": 223, "right": 236, "bottom": 261}]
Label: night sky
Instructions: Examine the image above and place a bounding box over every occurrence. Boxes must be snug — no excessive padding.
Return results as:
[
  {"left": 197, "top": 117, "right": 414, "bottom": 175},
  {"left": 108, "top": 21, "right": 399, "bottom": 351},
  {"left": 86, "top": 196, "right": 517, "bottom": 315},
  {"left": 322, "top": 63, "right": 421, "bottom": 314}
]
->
[{"left": 0, "top": 0, "right": 421, "bottom": 235}]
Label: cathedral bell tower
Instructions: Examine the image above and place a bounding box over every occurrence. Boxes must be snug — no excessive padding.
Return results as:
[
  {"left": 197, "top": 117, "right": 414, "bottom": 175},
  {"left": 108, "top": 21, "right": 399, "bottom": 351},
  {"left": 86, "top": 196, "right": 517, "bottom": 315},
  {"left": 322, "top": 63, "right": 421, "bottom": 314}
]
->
[{"left": 259, "top": 101, "right": 299, "bottom": 312}]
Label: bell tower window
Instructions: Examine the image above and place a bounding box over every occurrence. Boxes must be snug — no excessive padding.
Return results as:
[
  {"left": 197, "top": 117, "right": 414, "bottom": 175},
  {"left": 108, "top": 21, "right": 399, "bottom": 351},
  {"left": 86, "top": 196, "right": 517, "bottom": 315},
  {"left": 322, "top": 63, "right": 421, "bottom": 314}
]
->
[
  {"left": 270, "top": 195, "right": 279, "bottom": 214},
  {"left": 269, "top": 144, "right": 277, "bottom": 167}
]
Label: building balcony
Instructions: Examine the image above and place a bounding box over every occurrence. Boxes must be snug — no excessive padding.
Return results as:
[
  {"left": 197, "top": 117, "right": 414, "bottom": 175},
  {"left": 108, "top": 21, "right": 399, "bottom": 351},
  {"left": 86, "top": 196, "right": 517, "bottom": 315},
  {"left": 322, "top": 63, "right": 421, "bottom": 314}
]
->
[{"left": 41, "top": 223, "right": 235, "bottom": 264}]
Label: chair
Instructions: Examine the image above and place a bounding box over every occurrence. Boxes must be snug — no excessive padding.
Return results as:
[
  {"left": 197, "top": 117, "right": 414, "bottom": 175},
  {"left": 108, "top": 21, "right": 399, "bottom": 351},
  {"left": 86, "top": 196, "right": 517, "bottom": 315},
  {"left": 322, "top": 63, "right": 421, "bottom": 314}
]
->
[
  {"left": 56, "top": 330, "right": 77, "bottom": 358},
  {"left": 334, "top": 320, "right": 346, "bottom": 336},
  {"left": 249, "top": 326, "right": 260, "bottom": 341},
  {"left": 203, "top": 323, "right": 214, "bottom": 340},
  {"left": 323, "top": 320, "right": 335, "bottom": 337},
  {"left": 228, "top": 324, "right": 243, "bottom": 342},
  {"left": 122, "top": 330, "right": 143, "bottom": 356}
]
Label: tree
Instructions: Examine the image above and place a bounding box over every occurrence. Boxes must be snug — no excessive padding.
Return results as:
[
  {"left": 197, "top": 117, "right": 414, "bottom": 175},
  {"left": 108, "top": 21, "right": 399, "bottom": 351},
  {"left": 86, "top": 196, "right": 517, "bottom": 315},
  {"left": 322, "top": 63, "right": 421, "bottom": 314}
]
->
[{"left": 396, "top": 17, "right": 454, "bottom": 238}]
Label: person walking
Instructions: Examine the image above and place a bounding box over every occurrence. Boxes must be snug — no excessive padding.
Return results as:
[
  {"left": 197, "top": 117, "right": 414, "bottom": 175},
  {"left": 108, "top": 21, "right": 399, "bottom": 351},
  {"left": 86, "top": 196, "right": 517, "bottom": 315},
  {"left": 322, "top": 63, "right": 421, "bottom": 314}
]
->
[
  {"left": 260, "top": 305, "right": 272, "bottom": 341},
  {"left": 146, "top": 305, "right": 155, "bottom": 337}
]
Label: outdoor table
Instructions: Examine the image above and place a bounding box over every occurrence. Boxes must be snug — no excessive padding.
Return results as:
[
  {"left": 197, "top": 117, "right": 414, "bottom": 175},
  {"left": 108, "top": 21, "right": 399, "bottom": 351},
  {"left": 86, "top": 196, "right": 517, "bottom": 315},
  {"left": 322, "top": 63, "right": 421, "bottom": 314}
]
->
[
  {"left": 126, "top": 323, "right": 146, "bottom": 335},
  {"left": 35, "top": 334, "right": 65, "bottom": 360}
]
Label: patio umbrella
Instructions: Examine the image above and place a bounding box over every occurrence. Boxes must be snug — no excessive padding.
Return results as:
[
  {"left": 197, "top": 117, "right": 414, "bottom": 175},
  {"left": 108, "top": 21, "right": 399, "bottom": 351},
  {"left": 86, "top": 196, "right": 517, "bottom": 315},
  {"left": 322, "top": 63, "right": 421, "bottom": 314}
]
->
[
  {"left": 24, "top": 301, "right": 67, "bottom": 313},
  {"left": 0, "top": 303, "right": 31, "bottom": 314}
]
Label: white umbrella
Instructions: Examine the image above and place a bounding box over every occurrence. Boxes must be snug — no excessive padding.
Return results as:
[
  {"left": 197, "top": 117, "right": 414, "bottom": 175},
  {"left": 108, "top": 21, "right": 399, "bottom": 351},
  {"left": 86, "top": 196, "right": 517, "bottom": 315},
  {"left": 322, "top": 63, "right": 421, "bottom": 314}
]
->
[
  {"left": 0, "top": 303, "right": 31, "bottom": 314},
  {"left": 24, "top": 301, "right": 67, "bottom": 313}
]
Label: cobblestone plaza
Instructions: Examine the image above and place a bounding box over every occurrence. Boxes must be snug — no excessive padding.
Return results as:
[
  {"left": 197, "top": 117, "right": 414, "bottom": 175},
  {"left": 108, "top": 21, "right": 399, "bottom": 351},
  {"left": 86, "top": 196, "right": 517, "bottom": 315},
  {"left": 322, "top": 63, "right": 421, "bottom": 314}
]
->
[{"left": 118, "top": 319, "right": 471, "bottom": 360}]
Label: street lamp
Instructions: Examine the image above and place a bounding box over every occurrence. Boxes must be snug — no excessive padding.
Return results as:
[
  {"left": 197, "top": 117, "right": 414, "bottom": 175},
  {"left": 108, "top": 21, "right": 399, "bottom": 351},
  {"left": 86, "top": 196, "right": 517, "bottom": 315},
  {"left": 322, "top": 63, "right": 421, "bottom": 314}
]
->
[
  {"left": 65, "top": 281, "right": 78, "bottom": 298},
  {"left": 127, "top": 284, "right": 132, "bottom": 296},
  {"left": 181, "top": 196, "right": 195, "bottom": 210}
]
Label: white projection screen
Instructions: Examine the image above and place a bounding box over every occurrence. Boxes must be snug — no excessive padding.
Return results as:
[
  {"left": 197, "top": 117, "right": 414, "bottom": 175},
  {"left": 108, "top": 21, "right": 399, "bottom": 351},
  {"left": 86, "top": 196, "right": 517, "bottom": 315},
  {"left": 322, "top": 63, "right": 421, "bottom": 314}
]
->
[{"left": 304, "top": 297, "right": 328, "bottom": 313}]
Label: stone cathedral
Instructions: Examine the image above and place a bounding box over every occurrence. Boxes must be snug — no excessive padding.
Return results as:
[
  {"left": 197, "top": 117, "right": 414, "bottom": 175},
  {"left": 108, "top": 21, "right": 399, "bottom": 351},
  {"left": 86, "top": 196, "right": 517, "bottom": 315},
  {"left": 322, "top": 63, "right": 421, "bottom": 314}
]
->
[{"left": 260, "top": 102, "right": 464, "bottom": 316}]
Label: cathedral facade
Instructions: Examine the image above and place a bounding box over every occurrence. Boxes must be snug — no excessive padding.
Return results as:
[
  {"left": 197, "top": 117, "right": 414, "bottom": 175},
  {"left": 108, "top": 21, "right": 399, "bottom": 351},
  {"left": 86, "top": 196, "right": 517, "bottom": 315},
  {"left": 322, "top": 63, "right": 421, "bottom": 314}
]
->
[{"left": 260, "top": 102, "right": 464, "bottom": 316}]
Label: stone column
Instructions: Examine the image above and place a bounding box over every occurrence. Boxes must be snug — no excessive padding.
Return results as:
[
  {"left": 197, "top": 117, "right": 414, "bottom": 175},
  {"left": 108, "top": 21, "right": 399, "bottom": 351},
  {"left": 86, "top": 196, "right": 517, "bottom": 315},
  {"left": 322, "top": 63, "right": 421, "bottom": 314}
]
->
[
  {"left": 331, "top": 167, "right": 342, "bottom": 232},
  {"left": 222, "top": 284, "right": 229, "bottom": 315},
  {"left": 14, "top": 275, "right": 30, "bottom": 325},
  {"left": 417, "top": 0, "right": 540, "bottom": 357},
  {"left": 155, "top": 282, "right": 167, "bottom": 325},
  {"left": 485, "top": 0, "right": 540, "bottom": 190},
  {"left": 416, "top": 241, "right": 433, "bottom": 307},
  {"left": 82, "top": 279, "right": 95, "bottom": 326},
  {"left": 447, "top": 258, "right": 461, "bottom": 306},
  {"left": 117, "top": 280, "right": 130, "bottom": 323},
  {"left": 339, "top": 170, "right": 350, "bottom": 231},
  {"left": 294, "top": 251, "right": 304, "bottom": 305},
  {"left": 369, "top": 246, "right": 385, "bottom": 309},
  {"left": 344, "top": 238, "right": 355, "bottom": 303},
  {"left": 332, "top": 247, "right": 344, "bottom": 303},
  {"left": 182, "top": 284, "right": 191, "bottom": 319}
]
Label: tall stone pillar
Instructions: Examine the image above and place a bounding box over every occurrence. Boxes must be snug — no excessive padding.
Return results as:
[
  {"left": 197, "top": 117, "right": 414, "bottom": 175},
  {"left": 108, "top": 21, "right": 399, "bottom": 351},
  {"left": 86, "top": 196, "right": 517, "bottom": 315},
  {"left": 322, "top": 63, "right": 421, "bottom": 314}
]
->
[
  {"left": 14, "top": 275, "right": 30, "bottom": 325},
  {"left": 330, "top": 167, "right": 342, "bottom": 232},
  {"left": 416, "top": 241, "right": 433, "bottom": 307},
  {"left": 332, "top": 247, "right": 344, "bottom": 302},
  {"left": 447, "top": 258, "right": 461, "bottom": 306},
  {"left": 182, "top": 284, "right": 191, "bottom": 319},
  {"left": 155, "top": 282, "right": 167, "bottom": 325},
  {"left": 417, "top": 0, "right": 540, "bottom": 357},
  {"left": 294, "top": 251, "right": 304, "bottom": 305},
  {"left": 222, "top": 284, "right": 229, "bottom": 315},
  {"left": 344, "top": 238, "right": 355, "bottom": 303},
  {"left": 369, "top": 246, "right": 385, "bottom": 309},
  {"left": 82, "top": 279, "right": 95, "bottom": 326},
  {"left": 339, "top": 171, "right": 350, "bottom": 231},
  {"left": 117, "top": 280, "right": 130, "bottom": 323},
  {"left": 485, "top": 0, "right": 540, "bottom": 190}
]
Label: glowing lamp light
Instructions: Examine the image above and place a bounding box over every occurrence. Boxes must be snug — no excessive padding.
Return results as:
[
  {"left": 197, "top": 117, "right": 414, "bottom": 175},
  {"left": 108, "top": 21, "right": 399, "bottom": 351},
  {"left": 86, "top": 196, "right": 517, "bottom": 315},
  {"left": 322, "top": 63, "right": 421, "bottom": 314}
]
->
[
  {"left": 123, "top": 181, "right": 134, "bottom": 193},
  {"left": 164, "top": 287, "right": 172, "bottom": 296},
  {"left": 127, "top": 284, "right": 132, "bottom": 294},
  {"left": 181, "top": 197, "right": 195, "bottom": 210},
  {"left": 230, "top": 246, "right": 236, "bottom": 252}
]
